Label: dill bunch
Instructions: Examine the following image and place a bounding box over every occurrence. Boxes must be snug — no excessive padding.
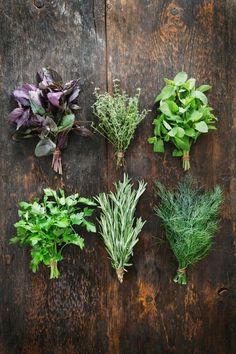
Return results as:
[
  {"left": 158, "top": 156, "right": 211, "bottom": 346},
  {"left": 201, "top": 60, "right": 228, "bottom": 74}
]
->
[
  {"left": 155, "top": 176, "right": 223, "bottom": 285},
  {"left": 92, "top": 80, "right": 148, "bottom": 167},
  {"left": 95, "top": 174, "right": 146, "bottom": 283}
]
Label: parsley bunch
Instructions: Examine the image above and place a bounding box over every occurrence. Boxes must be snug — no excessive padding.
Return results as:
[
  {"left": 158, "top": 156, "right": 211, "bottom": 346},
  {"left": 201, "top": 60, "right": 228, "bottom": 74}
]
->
[
  {"left": 148, "top": 72, "right": 218, "bottom": 170},
  {"left": 10, "top": 188, "right": 96, "bottom": 279}
]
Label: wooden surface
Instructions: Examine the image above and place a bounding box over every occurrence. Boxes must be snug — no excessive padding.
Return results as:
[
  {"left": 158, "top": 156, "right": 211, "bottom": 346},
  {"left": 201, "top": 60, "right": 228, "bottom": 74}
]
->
[{"left": 0, "top": 1, "right": 235, "bottom": 353}]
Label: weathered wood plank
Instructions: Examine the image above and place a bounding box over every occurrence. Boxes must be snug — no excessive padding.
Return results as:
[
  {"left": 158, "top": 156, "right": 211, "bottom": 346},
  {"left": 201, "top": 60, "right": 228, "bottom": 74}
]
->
[
  {"left": 0, "top": 0, "right": 235, "bottom": 353},
  {"left": 106, "top": 1, "right": 236, "bottom": 353},
  {"left": 0, "top": 1, "right": 108, "bottom": 353}
]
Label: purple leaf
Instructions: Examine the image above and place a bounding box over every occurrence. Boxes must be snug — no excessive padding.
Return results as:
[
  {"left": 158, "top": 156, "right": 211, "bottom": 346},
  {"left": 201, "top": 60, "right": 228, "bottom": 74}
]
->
[
  {"left": 37, "top": 68, "right": 63, "bottom": 87},
  {"left": 8, "top": 107, "right": 25, "bottom": 122},
  {"left": 47, "top": 91, "right": 64, "bottom": 107},
  {"left": 16, "top": 109, "right": 30, "bottom": 130},
  {"left": 28, "top": 89, "right": 43, "bottom": 107},
  {"left": 68, "top": 85, "right": 80, "bottom": 103}
]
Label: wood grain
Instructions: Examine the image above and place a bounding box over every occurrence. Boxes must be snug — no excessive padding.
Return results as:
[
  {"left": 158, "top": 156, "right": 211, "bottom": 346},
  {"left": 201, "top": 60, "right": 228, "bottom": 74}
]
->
[{"left": 0, "top": 0, "right": 235, "bottom": 353}]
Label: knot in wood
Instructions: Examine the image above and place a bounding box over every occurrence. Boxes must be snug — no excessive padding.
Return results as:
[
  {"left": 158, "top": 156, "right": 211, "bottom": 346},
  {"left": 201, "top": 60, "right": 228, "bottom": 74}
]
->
[{"left": 34, "top": 0, "right": 45, "bottom": 9}]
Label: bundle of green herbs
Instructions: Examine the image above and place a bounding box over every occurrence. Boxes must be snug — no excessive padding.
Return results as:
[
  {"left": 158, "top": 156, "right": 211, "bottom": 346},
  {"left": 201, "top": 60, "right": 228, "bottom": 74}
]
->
[
  {"left": 92, "top": 80, "right": 148, "bottom": 167},
  {"left": 148, "top": 72, "right": 218, "bottom": 171},
  {"left": 10, "top": 188, "right": 96, "bottom": 279},
  {"left": 155, "top": 176, "right": 223, "bottom": 285},
  {"left": 95, "top": 174, "right": 146, "bottom": 282}
]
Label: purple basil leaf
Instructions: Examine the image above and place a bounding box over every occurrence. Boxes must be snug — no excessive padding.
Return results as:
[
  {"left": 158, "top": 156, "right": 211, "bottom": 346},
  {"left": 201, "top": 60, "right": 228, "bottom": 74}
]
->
[
  {"left": 47, "top": 91, "right": 64, "bottom": 107},
  {"left": 37, "top": 68, "right": 63, "bottom": 87},
  {"left": 64, "top": 80, "right": 75, "bottom": 90},
  {"left": 44, "top": 116, "right": 58, "bottom": 132},
  {"left": 28, "top": 89, "right": 43, "bottom": 107},
  {"left": 68, "top": 85, "right": 80, "bottom": 103},
  {"left": 70, "top": 104, "right": 80, "bottom": 111},
  {"left": 8, "top": 107, "right": 25, "bottom": 122},
  {"left": 22, "top": 83, "right": 37, "bottom": 92},
  {"left": 16, "top": 109, "right": 30, "bottom": 130},
  {"left": 57, "top": 131, "right": 69, "bottom": 150},
  {"left": 30, "top": 114, "right": 45, "bottom": 127}
]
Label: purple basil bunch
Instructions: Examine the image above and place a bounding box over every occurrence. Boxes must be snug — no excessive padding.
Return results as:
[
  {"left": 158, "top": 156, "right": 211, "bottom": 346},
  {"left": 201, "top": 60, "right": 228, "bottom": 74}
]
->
[{"left": 9, "top": 68, "right": 92, "bottom": 174}]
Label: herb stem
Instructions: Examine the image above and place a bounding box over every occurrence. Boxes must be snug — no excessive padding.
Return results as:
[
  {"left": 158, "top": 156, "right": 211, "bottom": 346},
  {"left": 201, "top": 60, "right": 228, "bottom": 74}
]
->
[{"left": 183, "top": 150, "right": 190, "bottom": 171}]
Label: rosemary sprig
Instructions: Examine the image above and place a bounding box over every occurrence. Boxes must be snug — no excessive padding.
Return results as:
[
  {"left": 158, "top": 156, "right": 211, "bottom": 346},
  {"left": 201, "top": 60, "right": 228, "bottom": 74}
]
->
[{"left": 95, "top": 174, "right": 146, "bottom": 282}]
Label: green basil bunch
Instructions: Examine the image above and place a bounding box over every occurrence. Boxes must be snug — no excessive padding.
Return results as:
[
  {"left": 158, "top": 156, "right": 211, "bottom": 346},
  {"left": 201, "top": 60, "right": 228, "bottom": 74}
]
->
[{"left": 148, "top": 72, "right": 218, "bottom": 170}]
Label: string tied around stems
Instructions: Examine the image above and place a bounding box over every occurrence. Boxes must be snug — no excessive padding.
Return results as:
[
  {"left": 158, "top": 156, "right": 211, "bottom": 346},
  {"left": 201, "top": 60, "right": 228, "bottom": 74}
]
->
[
  {"left": 52, "top": 148, "right": 62, "bottom": 175},
  {"left": 116, "top": 267, "right": 125, "bottom": 283},
  {"left": 116, "top": 151, "right": 124, "bottom": 168},
  {"left": 182, "top": 151, "right": 190, "bottom": 171},
  {"left": 174, "top": 267, "right": 187, "bottom": 285}
]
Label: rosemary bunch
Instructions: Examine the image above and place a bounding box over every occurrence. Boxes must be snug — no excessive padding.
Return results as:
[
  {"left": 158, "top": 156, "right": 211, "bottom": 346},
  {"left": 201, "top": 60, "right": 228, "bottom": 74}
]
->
[
  {"left": 155, "top": 176, "right": 223, "bottom": 285},
  {"left": 95, "top": 174, "right": 146, "bottom": 282},
  {"left": 92, "top": 80, "right": 148, "bottom": 167}
]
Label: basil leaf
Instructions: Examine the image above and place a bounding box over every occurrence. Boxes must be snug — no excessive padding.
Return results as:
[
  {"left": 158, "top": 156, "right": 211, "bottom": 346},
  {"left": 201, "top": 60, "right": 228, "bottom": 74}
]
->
[
  {"left": 195, "top": 121, "right": 208, "bottom": 133},
  {"left": 35, "top": 137, "right": 56, "bottom": 157},
  {"left": 197, "top": 85, "right": 211, "bottom": 92},
  {"left": 191, "top": 91, "right": 208, "bottom": 105},
  {"left": 155, "top": 85, "right": 176, "bottom": 102},
  {"left": 174, "top": 72, "right": 188, "bottom": 85},
  {"left": 57, "top": 114, "right": 75, "bottom": 132},
  {"left": 153, "top": 139, "right": 164, "bottom": 153}
]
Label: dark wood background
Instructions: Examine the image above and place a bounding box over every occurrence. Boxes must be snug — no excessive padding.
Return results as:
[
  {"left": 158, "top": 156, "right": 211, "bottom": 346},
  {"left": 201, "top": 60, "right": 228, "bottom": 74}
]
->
[{"left": 0, "top": 1, "right": 235, "bottom": 353}]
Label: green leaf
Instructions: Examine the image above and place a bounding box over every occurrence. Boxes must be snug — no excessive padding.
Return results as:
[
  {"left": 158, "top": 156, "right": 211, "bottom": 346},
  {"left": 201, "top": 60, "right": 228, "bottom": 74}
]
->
[
  {"left": 83, "top": 220, "right": 96, "bottom": 233},
  {"left": 191, "top": 91, "right": 208, "bottom": 105},
  {"left": 153, "top": 139, "right": 164, "bottom": 153},
  {"left": 172, "top": 149, "right": 183, "bottom": 157},
  {"left": 185, "top": 128, "right": 195, "bottom": 137},
  {"left": 55, "top": 218, "right": 70, "bottom": 228},
  {"left": 195, "top": 121, "right": 208, "bottom": 133},
  {"left": 9, "top": 236, "right": 19, "bottom": 244},
  {"left": 70, "top": 235, "right": 84, "bottom": 249},
  {"left": 78, "top": 197, "right": 97, "bottom": 206},
  {"left": 35, "top": 138, "right": 56, "bottom": 157},
  {"left": 168, "top": 126, "right": 178, "bottom": 137},
  {"left": 197, "top": 85, "right": 211, "bottom": 92},
  {"left": 174, "top": 136, "right": 190, "bottom": 151},
  {"left": 70, "top": 213, "right": 84, "bottom": 225},
  {"left": 188, "top": 78, "right": 196, "bottom": 90},
  {"left": 174, "top": 72, "right": 188, "bottom": 85},
  {"left": 166, "top": 100, "right": 179, "bottom": 113},
  {"left": 147, "top": 136, "right": 157, "bottom": 144},
  {"left": 155, "top": 85, "right": 176, "bottom": 102},
  {"left": 188, "top": 111, "right": 203, "bottom": 122},
  {"left": 29, "top": 98, "right": 45, "bottom": 115},
  {"left": 162, "top": 120, "right": 172, "bottom": 130},
  {"left": 57, "top": 114, "right": 75, "bottom": 132},
  {"left": 160, "top": 102, "right": 172, "bottom": 117},
  {"left": 208, "top": 125, "right": 217, "bottom": 130},
  {"left": 176, "top": 127, "right": 185, "bottom": 138},
  {"left": 164, "top": 78, "right": 175, "bottom": 85}
]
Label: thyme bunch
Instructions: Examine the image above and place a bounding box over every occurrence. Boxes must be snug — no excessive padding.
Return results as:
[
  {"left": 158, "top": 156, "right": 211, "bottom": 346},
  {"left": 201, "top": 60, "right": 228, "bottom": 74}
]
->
[{"left": 92, "top": 80, "right": 148, "bottom": 167}]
